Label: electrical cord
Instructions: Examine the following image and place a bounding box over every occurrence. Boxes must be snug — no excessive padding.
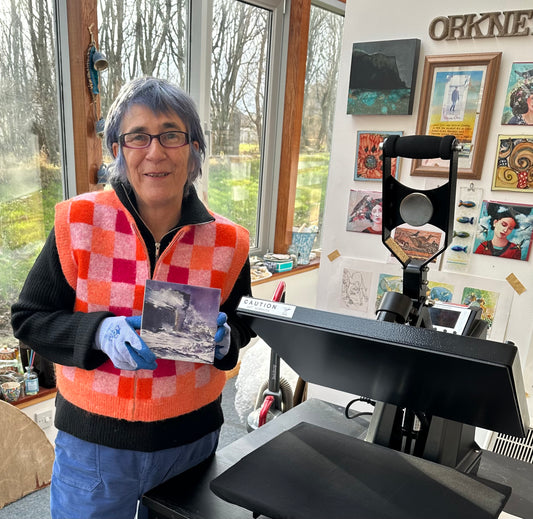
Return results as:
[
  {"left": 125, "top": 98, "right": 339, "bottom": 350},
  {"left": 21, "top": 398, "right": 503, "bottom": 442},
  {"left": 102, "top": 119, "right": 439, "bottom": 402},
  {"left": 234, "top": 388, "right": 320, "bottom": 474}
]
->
[{"left": 344, "top": 397, "right": 376, "bottom": 420}]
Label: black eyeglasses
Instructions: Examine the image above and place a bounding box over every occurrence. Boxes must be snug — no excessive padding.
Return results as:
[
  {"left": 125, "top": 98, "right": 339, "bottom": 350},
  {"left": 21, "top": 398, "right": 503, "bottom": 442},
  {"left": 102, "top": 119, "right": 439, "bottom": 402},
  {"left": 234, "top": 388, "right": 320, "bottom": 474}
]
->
[{"left": 119, "top": 131, "right": 189, "bottom": 149}]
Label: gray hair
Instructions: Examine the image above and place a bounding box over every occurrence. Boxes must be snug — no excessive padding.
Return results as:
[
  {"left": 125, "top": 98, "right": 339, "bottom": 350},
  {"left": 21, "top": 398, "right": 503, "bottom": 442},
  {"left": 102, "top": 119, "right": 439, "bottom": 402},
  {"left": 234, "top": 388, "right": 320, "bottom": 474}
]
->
[{"left": 104, "top": 77, "right": 206, "bottom": 196}]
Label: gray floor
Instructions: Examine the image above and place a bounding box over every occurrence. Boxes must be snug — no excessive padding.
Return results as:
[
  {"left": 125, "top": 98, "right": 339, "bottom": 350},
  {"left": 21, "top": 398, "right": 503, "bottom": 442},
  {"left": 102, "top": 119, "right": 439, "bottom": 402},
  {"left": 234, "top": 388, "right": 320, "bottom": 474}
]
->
[{"left": 0, "top": 375, "right": 247, "bottom": 519}]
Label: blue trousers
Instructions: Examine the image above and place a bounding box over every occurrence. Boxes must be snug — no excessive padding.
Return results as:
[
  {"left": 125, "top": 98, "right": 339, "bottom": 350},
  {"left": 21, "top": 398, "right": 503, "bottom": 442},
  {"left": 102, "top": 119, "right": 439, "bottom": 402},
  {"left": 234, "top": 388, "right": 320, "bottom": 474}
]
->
[{"left": 50, "top": 429, "right": 219, "bottom": 519}]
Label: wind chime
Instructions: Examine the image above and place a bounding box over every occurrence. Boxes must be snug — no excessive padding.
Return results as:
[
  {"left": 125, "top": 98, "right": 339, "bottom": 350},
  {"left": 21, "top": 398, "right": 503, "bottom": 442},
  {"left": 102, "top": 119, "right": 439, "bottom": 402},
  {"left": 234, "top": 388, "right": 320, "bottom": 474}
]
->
[{"left": 86, "top": 24, "right": 109, "bottom": 183}]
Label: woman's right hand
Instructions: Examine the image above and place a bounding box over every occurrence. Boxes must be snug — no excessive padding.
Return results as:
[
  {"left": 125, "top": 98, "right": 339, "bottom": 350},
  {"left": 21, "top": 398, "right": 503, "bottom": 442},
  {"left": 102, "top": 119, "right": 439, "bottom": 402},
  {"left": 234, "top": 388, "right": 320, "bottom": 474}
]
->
[{"left": 94, "top": 316, "right": 157, "bottom": 370}]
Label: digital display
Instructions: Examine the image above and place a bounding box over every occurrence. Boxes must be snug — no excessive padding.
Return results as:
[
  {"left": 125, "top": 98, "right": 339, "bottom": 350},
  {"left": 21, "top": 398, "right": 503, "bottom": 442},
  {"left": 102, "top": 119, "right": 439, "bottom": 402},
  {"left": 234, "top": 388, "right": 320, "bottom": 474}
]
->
[
  {"left": 429, "top": 307, "right": 460, "bottom": 328},
  {"left": 428, "top": 302, "right": 473, "bottom": 334}
]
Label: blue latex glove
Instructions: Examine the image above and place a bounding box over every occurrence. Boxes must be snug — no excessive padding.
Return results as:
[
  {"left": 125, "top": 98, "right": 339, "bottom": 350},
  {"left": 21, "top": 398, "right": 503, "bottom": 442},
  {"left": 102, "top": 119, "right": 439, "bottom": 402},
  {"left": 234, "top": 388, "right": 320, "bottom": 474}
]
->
[
  {"left": 94, "top": 316, "right": 157, "bottom": 370},
  {"left": 214, "top": 312, "right": 231, "bottom": 360}
]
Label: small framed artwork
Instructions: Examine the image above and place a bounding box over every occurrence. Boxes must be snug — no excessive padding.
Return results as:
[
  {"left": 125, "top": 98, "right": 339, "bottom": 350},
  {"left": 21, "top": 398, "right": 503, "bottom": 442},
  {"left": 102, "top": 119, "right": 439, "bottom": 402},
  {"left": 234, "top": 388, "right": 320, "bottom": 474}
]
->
[
  {"left": 501, "top": 62, "right": 533, "bottom": 126},
  {"left": 375, "top": 273, "right": 403, "bottom": 312},
  {"left": 354, "top": 130, "right": 402, "bottom": 180},
  {"left": 460, "top": 286, "right": 500, "bottom": 337},
  {"left": 473, "top": 200, "right": 533, "bottom": 261},
  {"left": 347, "top": 39, "right": 420, "bottom": 115},
  {"left": 492, "top": 135, "right": 533, "bottom": 192},
  {"left": 141, "top": 280, "right": 221, "bottom": 364},
  {"left": 427, "top": 281, "right": 454, "bottom": 302},
  {"left": 391, "top": 225, "right": 444, "bottom": 263},
  {"left": 346, "top": 189, "right": 382, "bottom": 233},
  {"left": 411, "top": 52, "right": 501, "bottom": 180}
]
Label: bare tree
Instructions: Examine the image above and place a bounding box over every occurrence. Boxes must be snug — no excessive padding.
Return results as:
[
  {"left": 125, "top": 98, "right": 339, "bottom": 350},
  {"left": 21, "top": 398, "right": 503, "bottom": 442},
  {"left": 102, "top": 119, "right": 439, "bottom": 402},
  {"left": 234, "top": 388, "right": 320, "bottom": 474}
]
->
[
  {"left": 301, "top": 7, "right": 343, "bottom": 152},
  {"left": 0, "top": 0, "right": 59, "bottom": 164},
  {"left": 211, "top": 1, "right": 268, "bottom": 155},
  {"left": 98, "top": 0, "right": 188, "bottom": 117},
  {"left": 25, "top": 0, "right": 60, "bottom": 163}
]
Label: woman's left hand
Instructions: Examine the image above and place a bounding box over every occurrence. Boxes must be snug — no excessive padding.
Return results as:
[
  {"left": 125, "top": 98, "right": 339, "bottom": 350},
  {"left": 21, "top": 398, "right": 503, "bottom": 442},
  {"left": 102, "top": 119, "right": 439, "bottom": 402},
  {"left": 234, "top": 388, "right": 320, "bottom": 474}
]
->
[{"left": 214, "top": 312, "right": 231, "bottom": 360}]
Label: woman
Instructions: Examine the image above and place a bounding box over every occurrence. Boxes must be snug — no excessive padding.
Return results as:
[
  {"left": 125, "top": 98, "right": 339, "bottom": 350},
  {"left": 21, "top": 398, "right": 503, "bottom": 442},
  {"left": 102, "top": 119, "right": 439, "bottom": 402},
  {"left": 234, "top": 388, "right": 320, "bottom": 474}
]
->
[
  {"left": 362, "top": 200, "right": 382, "bottom": 234},
  {"left": 11, "top": 77, "right": 255, "bottom": 519},
  {"left": 507, "top": 80, "right": 533, "bottom": 125},
  {"left": 475, "top": 204, "right": 521, "bottom": 259}
]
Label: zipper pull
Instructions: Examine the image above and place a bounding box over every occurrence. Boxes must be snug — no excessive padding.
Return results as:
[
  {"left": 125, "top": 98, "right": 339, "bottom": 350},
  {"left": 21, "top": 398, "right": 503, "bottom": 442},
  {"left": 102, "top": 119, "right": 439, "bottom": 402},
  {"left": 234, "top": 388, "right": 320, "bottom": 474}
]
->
[{"left": 155, "top": 241, "right": 161, "bottom": 261}]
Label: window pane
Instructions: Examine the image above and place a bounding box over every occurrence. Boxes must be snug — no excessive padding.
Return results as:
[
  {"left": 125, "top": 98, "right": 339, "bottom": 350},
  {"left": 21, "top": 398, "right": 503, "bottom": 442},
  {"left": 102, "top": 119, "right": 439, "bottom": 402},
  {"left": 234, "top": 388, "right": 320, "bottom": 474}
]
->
[
  {"left": 97, "top": 0, "right": 189, "bottom": 118},
  {"left": 207, "top": 0, "right": 271, "bottom": 248},
  {"left": 0, "top": 0, "right": 63, "bottom": 347},
  {"left": 295, "top": 5, "right": 344, "bottom": 246}
]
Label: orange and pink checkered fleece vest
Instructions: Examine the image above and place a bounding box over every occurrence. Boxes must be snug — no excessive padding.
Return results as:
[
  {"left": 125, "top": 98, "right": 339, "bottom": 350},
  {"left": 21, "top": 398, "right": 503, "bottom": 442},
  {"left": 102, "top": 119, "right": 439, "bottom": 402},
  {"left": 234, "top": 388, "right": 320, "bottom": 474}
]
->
[{"left": 53, "top": 189, "right": 249, "bottom": 423}]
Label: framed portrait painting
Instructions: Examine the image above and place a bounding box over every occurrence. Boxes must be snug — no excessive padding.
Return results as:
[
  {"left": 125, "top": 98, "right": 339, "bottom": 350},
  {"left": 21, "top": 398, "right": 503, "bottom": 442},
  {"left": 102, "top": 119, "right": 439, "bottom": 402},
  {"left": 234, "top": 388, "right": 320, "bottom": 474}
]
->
[
  {"left": 411, "top": 52, "right": 501, "bottom": 180},
  {"left": 347, "top": 39, "right": 420, "bottom": 115},
  {"left": 346, "top": 189, "right": 382, "bottom": 233},
  {"left": 501, "top": 62, "right": 533, "bottom": 126},
  {"left": 354, "top": 130, "right": 402, "bottom": 180},
  {"left": 473, "top": 200, "right": 533, "bottom": 261},
  {"left": 492, "top": 135, "right": 533, "bottom": 192}
]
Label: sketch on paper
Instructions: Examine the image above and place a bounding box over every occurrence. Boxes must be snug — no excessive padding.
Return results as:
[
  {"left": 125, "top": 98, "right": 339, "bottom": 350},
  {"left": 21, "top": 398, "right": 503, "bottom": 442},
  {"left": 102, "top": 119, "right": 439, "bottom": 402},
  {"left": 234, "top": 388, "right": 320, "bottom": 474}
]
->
[
  {"left": 341, "top": 268, "right": 371, "bottom": 313},
  {"left": 141, "top": 280, "right": 221, "bottom": 364}
]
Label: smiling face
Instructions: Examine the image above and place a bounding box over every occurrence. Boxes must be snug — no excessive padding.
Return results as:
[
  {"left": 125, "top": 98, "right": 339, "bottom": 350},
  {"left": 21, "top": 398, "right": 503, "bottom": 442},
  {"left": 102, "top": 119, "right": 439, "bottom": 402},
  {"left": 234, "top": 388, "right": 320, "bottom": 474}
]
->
[{"left": 112, "top": 104, "right": 196, "bottom": 216}]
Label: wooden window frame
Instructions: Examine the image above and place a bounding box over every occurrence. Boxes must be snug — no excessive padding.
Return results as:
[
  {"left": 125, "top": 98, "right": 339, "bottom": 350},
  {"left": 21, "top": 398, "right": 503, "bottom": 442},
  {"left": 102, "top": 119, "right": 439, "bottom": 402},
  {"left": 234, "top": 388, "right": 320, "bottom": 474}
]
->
[{"left": 66, "top": 0, "right": 344, "bottom": 248}]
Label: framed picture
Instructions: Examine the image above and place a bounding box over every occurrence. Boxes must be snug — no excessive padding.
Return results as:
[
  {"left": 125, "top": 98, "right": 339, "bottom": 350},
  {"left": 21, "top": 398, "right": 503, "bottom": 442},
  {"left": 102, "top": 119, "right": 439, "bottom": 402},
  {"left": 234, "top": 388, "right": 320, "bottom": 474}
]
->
[
  {"left": 354, "top": 130, "right": 402, "bottom": 180},
  {"left": 492, "top": 135, "right": 533, "bottom": 192},
  {"left": 347, "top": 39, "right": 420, "bottom": 115},
  {"left": 390, "top": 225, "right": 444, "bottom": 263},
  {"left": 411, "top": 52, "right": 501, "bottom": 180},
  {"left": 501, "top": 62, "right": 533, "bottom": 126},
  {"left": 141, "top": 280, "right": 221, "bottom": 364},
  {"left": 473, "top": 200, "right": 533, "bottom": 261},
  {"left": 346, "top": 189, "right": 382, "bottom": 233},
  {"left": 460, "top": 286, "right": 500, "bottom": 336}
]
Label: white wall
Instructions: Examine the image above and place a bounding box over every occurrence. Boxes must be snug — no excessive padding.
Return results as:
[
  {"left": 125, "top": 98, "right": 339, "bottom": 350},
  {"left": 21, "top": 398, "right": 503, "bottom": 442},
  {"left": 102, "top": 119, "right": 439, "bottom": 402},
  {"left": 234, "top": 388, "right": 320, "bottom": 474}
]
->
[
  {"left": 252, "top": 269, "right": 319, "bottom": 308},
  {"left": 19, "top": 398, "right": 57, "bottom": 445},
  {"left": 315, "top": 0, "right": 533, "bottom": 425}
]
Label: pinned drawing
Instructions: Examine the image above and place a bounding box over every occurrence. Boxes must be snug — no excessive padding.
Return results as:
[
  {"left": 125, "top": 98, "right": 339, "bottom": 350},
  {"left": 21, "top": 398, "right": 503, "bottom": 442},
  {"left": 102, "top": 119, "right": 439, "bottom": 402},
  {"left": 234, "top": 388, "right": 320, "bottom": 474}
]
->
[{"left": 341, "top": 268, "right": 372, "bottom": 313}]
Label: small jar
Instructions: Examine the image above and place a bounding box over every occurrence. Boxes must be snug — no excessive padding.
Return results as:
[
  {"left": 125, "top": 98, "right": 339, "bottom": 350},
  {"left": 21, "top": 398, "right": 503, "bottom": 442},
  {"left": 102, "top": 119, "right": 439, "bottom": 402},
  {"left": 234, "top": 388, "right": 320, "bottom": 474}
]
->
[{"left": 24, "top": 366, "right": 39, "bottom": 396}]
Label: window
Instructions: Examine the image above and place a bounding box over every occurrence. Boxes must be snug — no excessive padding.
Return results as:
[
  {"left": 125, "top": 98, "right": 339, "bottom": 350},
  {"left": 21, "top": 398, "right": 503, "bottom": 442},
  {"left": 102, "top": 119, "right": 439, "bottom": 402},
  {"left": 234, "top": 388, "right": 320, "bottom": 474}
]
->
[
  {"left": 206, "top": 0, "right": 283, "bottom": 251},
  {"left": 98, "top": 0, "right": 189, "bottom": 114},
  {"left": 0, "top": 0, "right": 64, "bottom": 345},
  {"left": 96, "top": 0, "right": 284, "bottom": 254},
  {"left": 80, "top": 1, "right": 344, "bottom": 257},
  {"left": 295, "top": 3, "right": 344, "bottom": 248},
  {"left": 0, "top": 1, "right": 342, "bottom": 345}
]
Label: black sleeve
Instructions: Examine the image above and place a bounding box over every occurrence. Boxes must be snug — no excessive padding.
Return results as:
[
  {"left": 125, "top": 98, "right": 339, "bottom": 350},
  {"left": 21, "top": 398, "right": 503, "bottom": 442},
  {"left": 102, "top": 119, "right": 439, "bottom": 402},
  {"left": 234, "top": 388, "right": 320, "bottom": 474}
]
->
[
  {"left": 11, "top": 228, "right": 113, "bottom": 369},
  {"left": 214, "top": 257, "right": 256, "bottom": 371}
]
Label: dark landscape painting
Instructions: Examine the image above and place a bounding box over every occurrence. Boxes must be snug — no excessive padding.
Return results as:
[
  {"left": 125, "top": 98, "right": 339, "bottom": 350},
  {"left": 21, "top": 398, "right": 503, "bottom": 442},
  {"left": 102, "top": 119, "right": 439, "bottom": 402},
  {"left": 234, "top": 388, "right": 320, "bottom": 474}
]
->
[
  {"left": 141, "top": 280, "right": 221, "bottom": 364},
  {"left": 347, "top": 39, "right": 420, "bottom": 115}
]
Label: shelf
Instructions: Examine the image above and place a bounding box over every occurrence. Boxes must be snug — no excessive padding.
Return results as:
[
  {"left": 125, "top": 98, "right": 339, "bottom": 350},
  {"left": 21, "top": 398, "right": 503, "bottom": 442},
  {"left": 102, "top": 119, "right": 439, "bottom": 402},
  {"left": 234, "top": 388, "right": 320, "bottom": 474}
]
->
[
  {"left": 252, "top": 259, "right": 320, "bottom": 286},
  {"left": 13, "top": 387, "right": 57, "bottom": 409}
]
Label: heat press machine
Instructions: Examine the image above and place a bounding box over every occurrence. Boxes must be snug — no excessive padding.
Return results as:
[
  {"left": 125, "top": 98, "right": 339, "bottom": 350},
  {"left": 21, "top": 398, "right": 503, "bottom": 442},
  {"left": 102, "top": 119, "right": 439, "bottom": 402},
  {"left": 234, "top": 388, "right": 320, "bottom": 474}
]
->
[{"left": 209, "top": 135, "right": 530, "bottom": 519}]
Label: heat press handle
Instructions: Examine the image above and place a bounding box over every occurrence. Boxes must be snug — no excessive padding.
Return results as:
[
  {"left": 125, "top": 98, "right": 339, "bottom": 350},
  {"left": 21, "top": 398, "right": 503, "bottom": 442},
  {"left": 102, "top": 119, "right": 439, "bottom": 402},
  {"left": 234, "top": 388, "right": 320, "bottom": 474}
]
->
[{"left": 383, "top": 134, "right": 457, "bottom": 160}]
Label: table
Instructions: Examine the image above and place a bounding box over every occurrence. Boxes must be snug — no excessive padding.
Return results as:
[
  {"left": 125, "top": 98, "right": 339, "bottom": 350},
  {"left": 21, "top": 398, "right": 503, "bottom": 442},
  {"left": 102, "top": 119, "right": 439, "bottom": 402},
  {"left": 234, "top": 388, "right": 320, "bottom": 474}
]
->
[{"left": 143, "top": 399, "right": 533, "bottom": 519}]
